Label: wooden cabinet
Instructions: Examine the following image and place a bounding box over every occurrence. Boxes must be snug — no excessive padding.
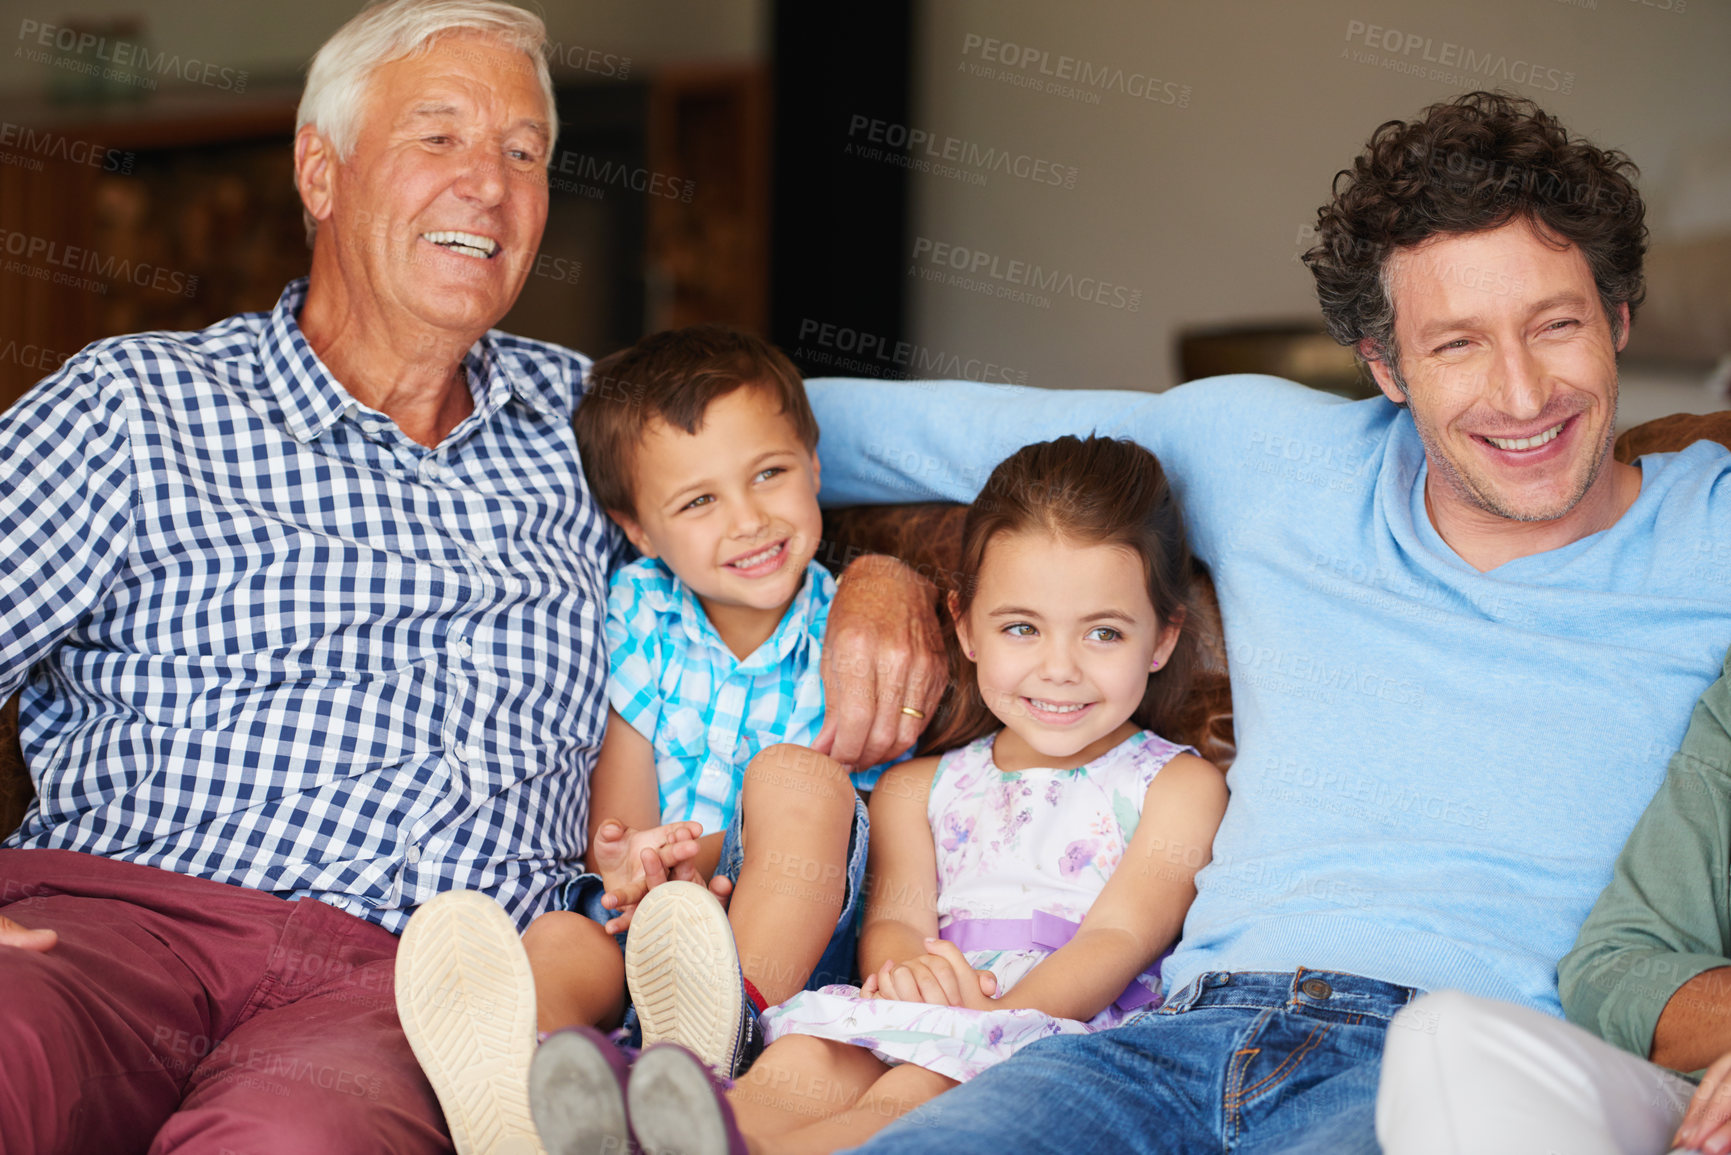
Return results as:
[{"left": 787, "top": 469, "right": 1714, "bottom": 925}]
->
[
  {"left": 646, "top": 65, "right": 770, "bottom": 335},
  {"left": 0, "top": 65, "right": 772, "bottom": 413},
  {"left": 0, "top": 85, "right": 308, "bottom": 412}
]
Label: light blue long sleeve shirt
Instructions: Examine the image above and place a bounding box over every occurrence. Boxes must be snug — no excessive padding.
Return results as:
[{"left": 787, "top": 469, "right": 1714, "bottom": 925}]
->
[{"left": 809, "top": 374, "right": 1731, "bottom": 1014}]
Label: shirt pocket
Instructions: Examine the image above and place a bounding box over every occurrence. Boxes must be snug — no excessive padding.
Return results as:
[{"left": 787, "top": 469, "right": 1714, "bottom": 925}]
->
[{"left": 653, "top": 705, "right": 710, "bottom": 806}]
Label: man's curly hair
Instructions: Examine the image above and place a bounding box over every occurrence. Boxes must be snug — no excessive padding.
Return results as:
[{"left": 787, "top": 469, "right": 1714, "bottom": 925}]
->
[{"left": 1303, "top": 91, "right": 1647, "bottom": 383}]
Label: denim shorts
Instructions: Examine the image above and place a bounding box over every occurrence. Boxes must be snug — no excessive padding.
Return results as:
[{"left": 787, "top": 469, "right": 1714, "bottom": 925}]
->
[{"left": 552, "top": 793, "right": 871, "bottom": 991}]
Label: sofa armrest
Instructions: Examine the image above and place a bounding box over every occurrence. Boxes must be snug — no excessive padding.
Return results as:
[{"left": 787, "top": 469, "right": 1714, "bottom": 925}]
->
[
  {"left": 0, "top": 693, "right": 28, "bottom": 840},
  {"left": 1614, "top": 410, "right": 1731, "bottom": 463}
]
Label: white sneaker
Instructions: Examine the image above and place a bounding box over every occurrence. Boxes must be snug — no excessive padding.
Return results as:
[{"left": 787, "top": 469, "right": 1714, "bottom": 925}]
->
[
  {"left": 395, "top": 889, "right": 546, "bottom": 1155},
  {"left": 624, "top": 881, "right": 763, "bottom": 1078}
]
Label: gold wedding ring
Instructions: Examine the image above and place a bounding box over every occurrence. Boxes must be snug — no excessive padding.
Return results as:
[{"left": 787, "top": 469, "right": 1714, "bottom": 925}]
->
[{"left": 899, "top": 705, "right": 926, "bottom": 719}]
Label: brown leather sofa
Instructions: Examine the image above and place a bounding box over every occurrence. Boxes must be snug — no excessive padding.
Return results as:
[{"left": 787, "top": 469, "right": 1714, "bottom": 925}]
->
[{"left": 3, "top": 408, "right": 1729, "bottom": 841}]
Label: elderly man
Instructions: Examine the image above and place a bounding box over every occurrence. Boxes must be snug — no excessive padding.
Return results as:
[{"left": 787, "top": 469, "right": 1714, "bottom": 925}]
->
[
  {"left": 0, "top": 4, "right": 932, "bottom": 1154},
  {"left": 792, "top": 93, "right": 1731, "bottom": 1153}
]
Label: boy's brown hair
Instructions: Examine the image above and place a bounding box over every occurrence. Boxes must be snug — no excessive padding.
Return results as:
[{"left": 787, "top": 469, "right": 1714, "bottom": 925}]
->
[{"left": 574, "top": 325, "right": 819, "bottom": 516}]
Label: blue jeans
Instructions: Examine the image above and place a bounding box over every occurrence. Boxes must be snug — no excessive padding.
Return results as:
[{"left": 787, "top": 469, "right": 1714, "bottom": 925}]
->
[
  {"left": 854, "top": 969, "right": 1413, "bottom": 1155},
  {"left": 556, "top": 794, "right": 871, "bottom": 991}
]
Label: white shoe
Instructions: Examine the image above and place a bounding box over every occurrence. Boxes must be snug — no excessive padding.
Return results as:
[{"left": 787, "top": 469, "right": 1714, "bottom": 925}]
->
[
  {"left": 395, "top": 889, "right": 547, "bottom": 1155},
  {"left": 624, "top": 881, "right": 762, "bottom": 1077}
]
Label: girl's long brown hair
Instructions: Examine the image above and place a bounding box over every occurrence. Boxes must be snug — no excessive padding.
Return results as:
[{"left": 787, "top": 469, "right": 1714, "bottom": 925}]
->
[{"left": 921, "top": 435, "right": 1198, "bottom": 755}]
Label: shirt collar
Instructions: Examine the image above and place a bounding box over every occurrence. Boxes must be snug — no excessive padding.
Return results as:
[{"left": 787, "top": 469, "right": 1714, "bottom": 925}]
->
[
  {"left": 661, "top": 559, "right": 830, "bottom": 669},
  {"left": 258, "top": 277, "right": 565, "bottom": 444}
]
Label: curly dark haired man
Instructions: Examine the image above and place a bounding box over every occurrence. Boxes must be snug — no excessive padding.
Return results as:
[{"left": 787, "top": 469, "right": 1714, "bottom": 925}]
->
[
  {"left": 1309, "top": 91, "right": 1646, "bottom": 551},
  {"left": 794, "top": 91, "right": 1731, "bottom": 1154}
]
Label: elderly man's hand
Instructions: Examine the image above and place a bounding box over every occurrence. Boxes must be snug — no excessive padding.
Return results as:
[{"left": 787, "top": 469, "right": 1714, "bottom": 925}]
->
[
  {"left": 816, "top": 554, "right": 944, "bottom": 769},
  {"left": 0, "top": 912, "right": 56, "bottom": 951}
]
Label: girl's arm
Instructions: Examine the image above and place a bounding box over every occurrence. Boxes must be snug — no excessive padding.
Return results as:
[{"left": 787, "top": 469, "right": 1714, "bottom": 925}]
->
[
  {"left": 858, "top": 755, "right": 944, "bottom": 976},
  {"left": 983, "top": 753, "right": 1228, "bottom": 1021}
]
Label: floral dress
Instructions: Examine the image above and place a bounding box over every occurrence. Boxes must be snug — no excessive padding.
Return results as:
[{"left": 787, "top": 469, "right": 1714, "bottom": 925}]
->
[{"left": 758, "top": 728, "right": 1192, "bottom": 1082}]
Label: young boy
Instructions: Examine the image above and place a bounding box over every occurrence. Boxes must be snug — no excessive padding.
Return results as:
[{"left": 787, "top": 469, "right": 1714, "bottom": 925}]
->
[{"left": 394, "top": 326, "right": 878, "bottom": 1153}]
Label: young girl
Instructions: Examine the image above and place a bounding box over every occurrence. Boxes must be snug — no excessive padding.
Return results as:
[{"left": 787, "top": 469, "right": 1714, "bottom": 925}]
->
[{"left": 532, "top": 435, "right": 1228, "bottom": 1155}]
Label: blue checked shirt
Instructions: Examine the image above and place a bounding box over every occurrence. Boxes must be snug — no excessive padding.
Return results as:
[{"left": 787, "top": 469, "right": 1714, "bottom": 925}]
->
[
  {"left": 607, "top": 557, "right": 885, "bottom": 836},
  {"left": 0, "top": 279, "right": 619, "bottom": 934}
]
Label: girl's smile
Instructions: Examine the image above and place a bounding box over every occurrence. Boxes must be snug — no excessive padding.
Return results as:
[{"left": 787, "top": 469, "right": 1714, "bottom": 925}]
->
[{"left": 1021, "top": 697, "right": 1095, "bottom": 725}]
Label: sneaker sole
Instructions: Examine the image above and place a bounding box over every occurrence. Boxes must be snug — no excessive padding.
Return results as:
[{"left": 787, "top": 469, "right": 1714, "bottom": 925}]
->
[
  {"left": 627, "top": 1046, "right": 744, "bottom": 1155},
  {"left": 395, "top": 890, "right": 546, "bottom": 1155},
  {"left": 624, "top": 882, "right": 743, "bottom": 1073},
  {"left": 528, "top": 1030, "right": 633, "bottom": 1155}
]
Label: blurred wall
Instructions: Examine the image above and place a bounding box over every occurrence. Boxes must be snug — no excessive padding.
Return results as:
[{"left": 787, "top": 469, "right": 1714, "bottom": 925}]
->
[
  {"left": 0, "top": 0, "right": 766, "bottom": 89},
  {"left": 907, "top": 0, "right": 1731, "bottom": 392}
]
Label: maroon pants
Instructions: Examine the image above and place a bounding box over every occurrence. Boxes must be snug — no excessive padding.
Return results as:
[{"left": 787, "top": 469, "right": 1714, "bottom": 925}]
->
[{"left": 0, "top": 848, "right": 452, "bottom": 1155}]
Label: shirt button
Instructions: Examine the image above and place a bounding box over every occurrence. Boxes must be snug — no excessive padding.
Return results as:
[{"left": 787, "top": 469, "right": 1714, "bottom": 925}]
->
[
  {"left": 455, "top": 638, "right": 473, "bottom": 661},
  {"left": 405, "top": 843, "right": 421, "bottom": 864},
  {"left": 454, "top": 742, "right": 473, "bottom": 764},
  {"left": 422, "top": 460, "right": 443, "bottom": 480}
]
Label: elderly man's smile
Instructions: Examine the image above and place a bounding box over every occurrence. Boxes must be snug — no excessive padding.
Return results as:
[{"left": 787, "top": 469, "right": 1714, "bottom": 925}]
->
[{"left": 420, "top": 230, "right": 501, "bottom": 260}]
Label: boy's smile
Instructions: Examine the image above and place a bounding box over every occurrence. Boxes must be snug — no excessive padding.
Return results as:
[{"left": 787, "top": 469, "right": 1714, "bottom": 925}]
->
[
  {"left": 614, "top": 384, "right": 824, "bottom": 659},
  {"left": 722, "top": 538, "right": 792, "bottom": 578}
]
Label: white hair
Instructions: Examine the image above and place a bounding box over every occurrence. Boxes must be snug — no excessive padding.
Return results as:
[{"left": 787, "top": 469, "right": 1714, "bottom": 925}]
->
[{"left": 296, "top": 0, "right": 558, "bottom": 242}]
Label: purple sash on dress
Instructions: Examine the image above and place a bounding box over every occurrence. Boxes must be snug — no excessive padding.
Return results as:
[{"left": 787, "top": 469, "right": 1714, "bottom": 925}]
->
[{"left": 939, "top": 912, "right": 1167, "bottom": 1012}]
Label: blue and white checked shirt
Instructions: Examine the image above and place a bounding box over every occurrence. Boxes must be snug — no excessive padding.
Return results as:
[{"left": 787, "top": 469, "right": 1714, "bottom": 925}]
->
[
  {"left": 607, "top": 557, "right": 885, "bottom": 836},
  {"left": 0, "top": 278, "right": 618, "bottom": 934}
]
